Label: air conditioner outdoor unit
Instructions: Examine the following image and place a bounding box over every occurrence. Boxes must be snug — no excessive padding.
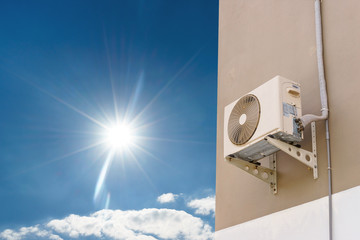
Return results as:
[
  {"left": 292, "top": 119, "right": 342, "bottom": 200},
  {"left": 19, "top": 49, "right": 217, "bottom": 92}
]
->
[{"left": 224, "top": 75, "right": 303, "bottom": 162}]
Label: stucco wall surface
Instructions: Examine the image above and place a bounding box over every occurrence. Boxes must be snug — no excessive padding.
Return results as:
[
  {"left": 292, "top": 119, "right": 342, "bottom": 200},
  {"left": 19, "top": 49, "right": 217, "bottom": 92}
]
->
[{"left": 216, "top": 0, "right": 360, "bottom": 231}]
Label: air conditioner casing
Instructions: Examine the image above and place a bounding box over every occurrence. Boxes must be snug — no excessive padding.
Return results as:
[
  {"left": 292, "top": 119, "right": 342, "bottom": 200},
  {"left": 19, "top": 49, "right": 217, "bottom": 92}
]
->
[{"left": 224, "top": 76, "right": 303, "bottom": 162}]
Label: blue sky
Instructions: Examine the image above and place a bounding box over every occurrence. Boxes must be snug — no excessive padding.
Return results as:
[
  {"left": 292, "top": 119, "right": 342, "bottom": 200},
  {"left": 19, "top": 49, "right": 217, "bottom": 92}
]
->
[{"left": 0, "top": 1, "right": 218, "bottom": 239}]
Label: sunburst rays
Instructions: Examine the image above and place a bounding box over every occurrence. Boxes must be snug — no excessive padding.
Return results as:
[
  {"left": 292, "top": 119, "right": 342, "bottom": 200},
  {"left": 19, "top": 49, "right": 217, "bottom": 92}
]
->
[{"left": 5, "top": 43, "right": 204, "bottom": 210}]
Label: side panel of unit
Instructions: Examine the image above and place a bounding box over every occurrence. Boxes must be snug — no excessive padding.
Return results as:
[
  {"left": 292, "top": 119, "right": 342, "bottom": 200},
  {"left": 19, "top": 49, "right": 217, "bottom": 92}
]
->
[{"left": 280, "top": 80, "right": 303, "bottom": 140}]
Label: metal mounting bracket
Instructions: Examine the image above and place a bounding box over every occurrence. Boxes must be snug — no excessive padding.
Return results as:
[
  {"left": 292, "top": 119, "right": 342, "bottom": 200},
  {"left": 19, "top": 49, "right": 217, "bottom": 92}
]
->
[
  {"left": 265, "top": 122, "right": 318, "bottom": 179},
  {"left": 226, "top": 154, "right": 277, "bottom": 194}
]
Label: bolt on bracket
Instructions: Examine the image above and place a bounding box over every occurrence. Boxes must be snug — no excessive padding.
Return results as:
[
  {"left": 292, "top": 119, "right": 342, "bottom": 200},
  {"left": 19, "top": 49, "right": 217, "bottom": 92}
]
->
[
  {"left": 265, "top": 122, "right": 318, "bottom": 179},
  {"left": 226, "top": 154, "right": 277, "bottom": 194}
]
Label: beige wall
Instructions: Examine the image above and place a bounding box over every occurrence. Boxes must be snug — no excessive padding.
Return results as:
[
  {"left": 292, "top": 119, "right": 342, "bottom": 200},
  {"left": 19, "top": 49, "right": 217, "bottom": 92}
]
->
[{"left": 216, "top": 0, "right": 360, "bottom": 231}]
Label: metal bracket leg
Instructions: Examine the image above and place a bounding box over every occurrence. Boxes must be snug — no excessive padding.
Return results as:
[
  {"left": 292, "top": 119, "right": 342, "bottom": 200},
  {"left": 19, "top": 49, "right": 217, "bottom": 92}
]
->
[
  {"left": 265, "top": 122, "right": 318, "bottom": 179},
  {"left": 226, "top": 154, "right": 277, "bottom": 194}
]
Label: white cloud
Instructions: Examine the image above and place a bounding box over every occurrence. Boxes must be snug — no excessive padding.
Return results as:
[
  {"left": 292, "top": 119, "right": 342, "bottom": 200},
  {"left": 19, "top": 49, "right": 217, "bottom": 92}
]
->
[
  {"left": 0, "top": 225, "right": 62, "bottom": 240},
  {"left": 187, "top": 196, "right": 215, "bottom": 216},
  {"left": 157, "top": 193, "right": 178, "bottom": 204},
  {"left": 0, "top": 208, "right": 213, "bottom": 240}
]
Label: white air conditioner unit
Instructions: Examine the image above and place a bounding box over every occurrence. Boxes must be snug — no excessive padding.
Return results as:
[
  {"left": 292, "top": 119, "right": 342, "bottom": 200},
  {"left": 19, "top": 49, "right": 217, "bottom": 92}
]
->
[{"left": 224, "top": 75, "right": 303, "bottom": 162}]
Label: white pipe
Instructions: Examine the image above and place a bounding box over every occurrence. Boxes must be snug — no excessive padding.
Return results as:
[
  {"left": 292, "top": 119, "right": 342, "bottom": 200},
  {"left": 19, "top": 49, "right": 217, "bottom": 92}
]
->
[
  {"left": 307, "top": 1, "right": 333, "bottom": 240},
  {"left": 326, "top": 119, "right": 333, "bottom": 240},
  {"left": 299, "top": 0, "right": 329, "bottom": 128}
]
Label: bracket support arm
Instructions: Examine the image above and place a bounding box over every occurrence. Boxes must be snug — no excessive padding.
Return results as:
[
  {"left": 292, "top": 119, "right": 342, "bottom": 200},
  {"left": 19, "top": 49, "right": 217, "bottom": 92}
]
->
[
  {"left": 226, "top": 155, "right": 277, "bottom": 194},
  {"left": 265, "top": 122, "right": 318, "bottom": 179}
]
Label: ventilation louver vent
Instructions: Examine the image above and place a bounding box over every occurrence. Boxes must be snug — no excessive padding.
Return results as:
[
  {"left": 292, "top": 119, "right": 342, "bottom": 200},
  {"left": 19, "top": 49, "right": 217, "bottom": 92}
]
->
[{"left": 227, "top": 94, "right": 260, "bottom": 145}]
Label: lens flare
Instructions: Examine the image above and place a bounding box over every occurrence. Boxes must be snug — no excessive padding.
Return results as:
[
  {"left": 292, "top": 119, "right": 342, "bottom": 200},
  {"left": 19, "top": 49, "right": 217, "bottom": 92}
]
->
[{"left": 94, "top": 151, "right": 113, "bottom": 202}]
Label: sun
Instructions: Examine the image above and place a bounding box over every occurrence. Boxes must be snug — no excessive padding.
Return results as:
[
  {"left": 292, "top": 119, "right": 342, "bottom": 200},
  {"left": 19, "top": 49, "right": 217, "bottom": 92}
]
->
[{"left": 104, "top": 123, "right": 135, "bottom": 151}]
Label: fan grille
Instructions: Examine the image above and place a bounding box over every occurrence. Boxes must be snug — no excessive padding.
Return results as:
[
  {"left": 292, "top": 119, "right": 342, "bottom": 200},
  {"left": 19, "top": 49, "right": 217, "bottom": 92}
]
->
[{"left": 228, "top": 94, "right": 260, "bottom": 145}]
